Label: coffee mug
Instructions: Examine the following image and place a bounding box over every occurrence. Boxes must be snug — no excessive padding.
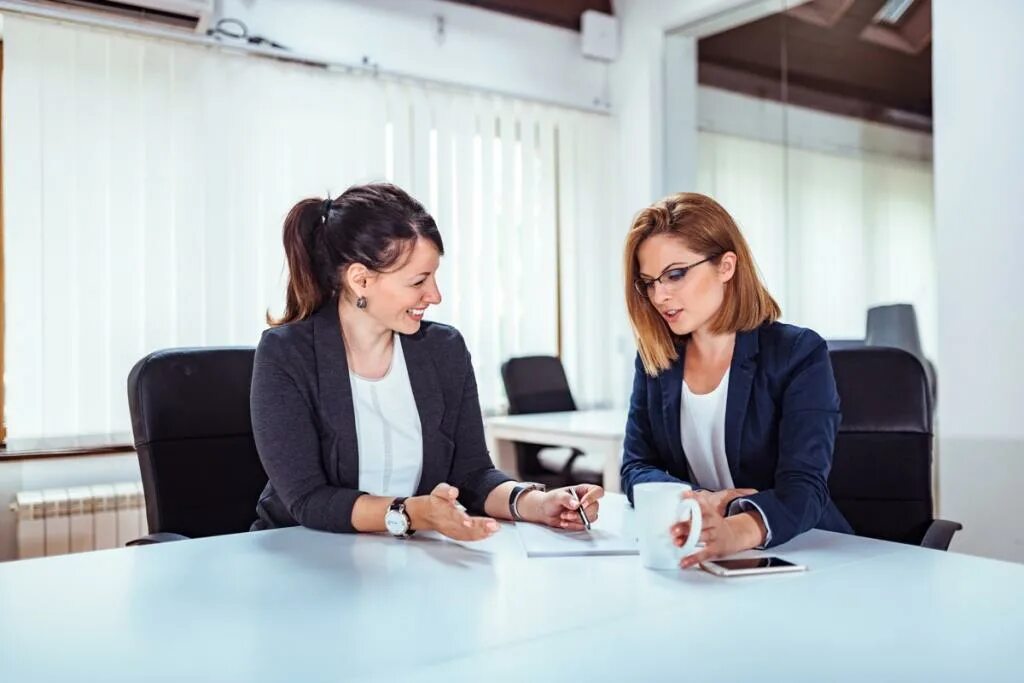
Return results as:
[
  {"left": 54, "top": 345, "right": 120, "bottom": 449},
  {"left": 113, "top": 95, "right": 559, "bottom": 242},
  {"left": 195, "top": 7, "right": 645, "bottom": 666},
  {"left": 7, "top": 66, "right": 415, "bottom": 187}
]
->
[{"left": 633, "top": 482, "right": 703, "bottom": 570}]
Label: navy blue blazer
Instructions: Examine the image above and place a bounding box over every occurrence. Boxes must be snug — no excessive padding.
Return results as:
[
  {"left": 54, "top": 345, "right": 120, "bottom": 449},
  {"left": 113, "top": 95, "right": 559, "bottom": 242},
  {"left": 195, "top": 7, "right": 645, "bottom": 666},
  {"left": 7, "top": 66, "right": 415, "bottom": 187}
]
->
[{"left": 620, "top": 322, "right": 852, "bottom": 548}]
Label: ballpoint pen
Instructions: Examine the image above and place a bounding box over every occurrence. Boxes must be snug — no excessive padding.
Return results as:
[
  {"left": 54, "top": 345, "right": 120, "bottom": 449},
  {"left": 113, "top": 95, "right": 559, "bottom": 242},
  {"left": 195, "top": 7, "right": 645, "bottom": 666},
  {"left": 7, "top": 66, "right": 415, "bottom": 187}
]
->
[{"left": 569, "top": 488, "right": 592, "bottom": 531}]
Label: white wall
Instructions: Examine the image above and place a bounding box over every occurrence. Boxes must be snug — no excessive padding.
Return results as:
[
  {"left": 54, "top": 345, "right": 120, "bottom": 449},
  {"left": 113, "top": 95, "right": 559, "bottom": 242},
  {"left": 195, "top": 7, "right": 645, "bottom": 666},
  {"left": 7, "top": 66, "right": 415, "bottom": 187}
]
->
[
  {"left": 217, "top": 0, "right": 610, "bottom": 112},
  {"left": 933, "top": 0, "right": 1024, "bottom": 563},
  {"left": 933, "top": 0, "right": 1024, "bottom": 441}
]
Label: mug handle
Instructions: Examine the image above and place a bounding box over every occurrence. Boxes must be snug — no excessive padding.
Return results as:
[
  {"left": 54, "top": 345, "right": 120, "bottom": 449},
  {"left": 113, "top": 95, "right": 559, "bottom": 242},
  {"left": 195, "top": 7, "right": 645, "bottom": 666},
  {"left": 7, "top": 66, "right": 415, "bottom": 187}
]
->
[{"left": 676, "top": 497, "right": 703, "bottom": 557}]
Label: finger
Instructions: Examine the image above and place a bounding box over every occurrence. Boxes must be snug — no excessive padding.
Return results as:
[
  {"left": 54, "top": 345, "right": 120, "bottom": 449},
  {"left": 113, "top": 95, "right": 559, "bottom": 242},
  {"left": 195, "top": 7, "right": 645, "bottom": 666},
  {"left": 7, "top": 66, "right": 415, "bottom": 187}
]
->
[
  {"left": 576, "top": 485, "right": 605, "bottom": 507},
  {"left": 671, "top": 517, "right": 719, "bottom": 537},
  {"left": 431, "top": 482, "right": 460, "bottom": 502},
  {"left": 464, "top": 515, "right": 499, "bottom": 535},
  {"left": 557, "top": 520, "right": 588, "bottom": 531},
  {"left": 675, "top": 528, "right": 716, "bottom": 547},
  {"left": 681, "top": 546, "right": 715, "bottom": 569},
  {"left": 553, "top": 489, "right": 579, "bottom": 511},
  {"left": 454, "top": 523, "right": 493, "bottom": 542},
  {"left": 671, "top": 521, "right": 691, "bottom": 540},
  {"left": 583, "top": 502, "right": 599, "bottom": 519}
]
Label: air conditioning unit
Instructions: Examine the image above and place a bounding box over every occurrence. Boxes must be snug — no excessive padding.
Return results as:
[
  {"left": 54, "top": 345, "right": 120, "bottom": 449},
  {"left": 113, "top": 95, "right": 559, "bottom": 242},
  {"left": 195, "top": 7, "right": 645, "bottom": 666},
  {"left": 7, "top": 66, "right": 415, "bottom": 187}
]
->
[{"left": 33, "top": 0, "right": 215, "bottom": 33}]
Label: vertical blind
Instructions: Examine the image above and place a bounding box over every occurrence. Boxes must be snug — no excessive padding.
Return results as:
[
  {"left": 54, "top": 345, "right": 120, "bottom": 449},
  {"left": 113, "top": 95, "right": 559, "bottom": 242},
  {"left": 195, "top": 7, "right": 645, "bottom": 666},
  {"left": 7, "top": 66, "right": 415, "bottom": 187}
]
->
[
  {"left": 697, "top": 130, "right": 937, "bottom": 357},
  {"left": 2, "top": 15, "right": 615, "bottom": 438}
]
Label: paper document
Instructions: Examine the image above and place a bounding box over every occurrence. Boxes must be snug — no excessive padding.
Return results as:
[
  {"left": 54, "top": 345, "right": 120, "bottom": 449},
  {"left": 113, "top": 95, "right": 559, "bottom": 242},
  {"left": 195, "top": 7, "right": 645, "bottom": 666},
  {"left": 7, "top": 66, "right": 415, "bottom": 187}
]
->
[{"left": 515, "top": 495, "right": 638, "bottom": 558}]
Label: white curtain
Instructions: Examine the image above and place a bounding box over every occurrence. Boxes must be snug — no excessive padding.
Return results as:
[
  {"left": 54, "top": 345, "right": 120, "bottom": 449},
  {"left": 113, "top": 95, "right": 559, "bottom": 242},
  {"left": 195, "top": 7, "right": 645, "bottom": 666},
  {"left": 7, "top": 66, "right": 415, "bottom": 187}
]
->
[
  {"left": 2, "top": 15, "right": 614, "bottom": 438},
  {"left": 697, "top": 130, "right": 937, "bottom": 357}
]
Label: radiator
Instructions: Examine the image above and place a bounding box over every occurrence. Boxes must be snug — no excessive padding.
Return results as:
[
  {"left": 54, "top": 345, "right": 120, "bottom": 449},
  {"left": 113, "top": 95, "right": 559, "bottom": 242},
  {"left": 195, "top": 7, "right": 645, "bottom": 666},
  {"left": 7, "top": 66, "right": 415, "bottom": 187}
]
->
[{"left": 9, "top": 482, "right": 149, "bottom": 559}]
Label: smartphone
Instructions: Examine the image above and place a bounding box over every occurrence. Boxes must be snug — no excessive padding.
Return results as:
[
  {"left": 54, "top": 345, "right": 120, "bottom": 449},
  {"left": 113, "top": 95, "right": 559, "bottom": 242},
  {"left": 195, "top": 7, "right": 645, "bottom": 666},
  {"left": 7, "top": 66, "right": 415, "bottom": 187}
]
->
[{"left": 700, "top": 557, "right": 806, "bottom": 577}]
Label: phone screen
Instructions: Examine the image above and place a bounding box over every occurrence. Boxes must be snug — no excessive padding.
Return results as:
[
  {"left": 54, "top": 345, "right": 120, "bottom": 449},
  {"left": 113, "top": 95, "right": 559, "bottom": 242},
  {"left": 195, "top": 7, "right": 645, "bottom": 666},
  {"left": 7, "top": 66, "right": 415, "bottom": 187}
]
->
[{"left": 710, "top": 557, "right": 797, "bottom": 570}]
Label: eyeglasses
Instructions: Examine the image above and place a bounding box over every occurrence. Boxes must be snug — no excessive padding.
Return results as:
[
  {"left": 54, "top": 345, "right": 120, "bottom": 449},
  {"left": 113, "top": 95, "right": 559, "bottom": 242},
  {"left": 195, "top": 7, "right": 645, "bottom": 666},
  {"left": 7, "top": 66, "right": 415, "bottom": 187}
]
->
[{"left": 633, "top": 255, "right": 720, "bottom": 299}]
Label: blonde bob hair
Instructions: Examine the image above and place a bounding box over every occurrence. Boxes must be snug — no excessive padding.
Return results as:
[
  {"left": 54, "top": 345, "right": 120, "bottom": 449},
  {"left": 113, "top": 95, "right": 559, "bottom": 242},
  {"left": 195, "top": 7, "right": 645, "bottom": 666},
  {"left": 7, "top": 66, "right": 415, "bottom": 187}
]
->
[{"left": 624, "top": 192, "right": 780, "bottom": 376}]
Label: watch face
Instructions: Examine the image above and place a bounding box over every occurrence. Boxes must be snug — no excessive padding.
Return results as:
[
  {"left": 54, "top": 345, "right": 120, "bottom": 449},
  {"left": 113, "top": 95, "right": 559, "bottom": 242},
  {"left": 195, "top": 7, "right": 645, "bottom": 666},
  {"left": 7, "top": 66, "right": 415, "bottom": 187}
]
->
[{"left": 385, "top": 509, "right": 408, "bottom": 535}]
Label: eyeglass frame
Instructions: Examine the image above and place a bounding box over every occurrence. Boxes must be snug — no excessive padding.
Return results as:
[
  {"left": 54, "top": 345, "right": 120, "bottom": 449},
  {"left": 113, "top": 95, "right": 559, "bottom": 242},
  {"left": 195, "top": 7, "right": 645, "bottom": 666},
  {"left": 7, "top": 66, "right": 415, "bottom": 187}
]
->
[{"left": 632, "top": 253, "right": 723, "bottom": 299}]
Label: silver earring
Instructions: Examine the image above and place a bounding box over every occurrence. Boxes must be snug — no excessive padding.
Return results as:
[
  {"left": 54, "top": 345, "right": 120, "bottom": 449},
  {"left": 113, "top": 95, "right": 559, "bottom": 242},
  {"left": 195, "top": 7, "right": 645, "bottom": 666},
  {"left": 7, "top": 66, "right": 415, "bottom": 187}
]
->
[{"left": 356, "top": 296, "right": 367, "bottom": 309}]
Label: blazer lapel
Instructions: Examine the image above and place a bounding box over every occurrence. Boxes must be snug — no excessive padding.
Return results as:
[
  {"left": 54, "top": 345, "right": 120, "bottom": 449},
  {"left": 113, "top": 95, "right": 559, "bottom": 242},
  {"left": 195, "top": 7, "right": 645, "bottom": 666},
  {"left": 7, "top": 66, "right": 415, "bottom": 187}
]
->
[
  {"left": 660, "top": 346, "right": 686, "bottom": 469},
  {"left": 401, "top": 330, "right": 448, "bottom": 495},
  {"left": 725, "top": 327, "right": 760, "bottom": 474},
  {"left": 312, "top": 300, "right": 359, "bottom": 485}
]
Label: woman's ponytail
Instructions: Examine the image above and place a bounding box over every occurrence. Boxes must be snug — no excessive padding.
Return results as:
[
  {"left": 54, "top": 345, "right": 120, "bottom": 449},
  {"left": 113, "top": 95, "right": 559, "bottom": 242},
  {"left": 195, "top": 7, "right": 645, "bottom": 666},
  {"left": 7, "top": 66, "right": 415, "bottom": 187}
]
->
[{"left": 268, "top": 197, "right": 328, "bottom": 326}]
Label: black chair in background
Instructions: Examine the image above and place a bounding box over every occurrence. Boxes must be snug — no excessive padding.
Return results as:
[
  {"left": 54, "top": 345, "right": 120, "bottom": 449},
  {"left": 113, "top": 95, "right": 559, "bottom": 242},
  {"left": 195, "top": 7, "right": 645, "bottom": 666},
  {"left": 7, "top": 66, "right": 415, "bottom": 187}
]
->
[
  {"left": 500, "top": 356, "right": 602, "bottom": 489},
  {"left": 826, "top": 303, "right": 937, "bottom": 408},
  {"left": 865, "top": 303, "right": 937, "bottom": 406},
  {"left": 828, "top": 347, "right": 961, "bottom": 551},
  {"left": 126, "top": 348, "right": 267, "bottom": 544}
]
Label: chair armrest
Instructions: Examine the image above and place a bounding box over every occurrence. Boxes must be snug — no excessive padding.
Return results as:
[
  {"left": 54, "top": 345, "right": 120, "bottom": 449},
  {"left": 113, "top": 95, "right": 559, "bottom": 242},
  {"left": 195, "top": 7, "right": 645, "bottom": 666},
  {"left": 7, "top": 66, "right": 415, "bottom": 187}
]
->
[
  {"left": 920, "top": 519, "right": 962, "bottom": 551},
  {"left": 126, "top": 532, "right": 191, "bottom": 546}
]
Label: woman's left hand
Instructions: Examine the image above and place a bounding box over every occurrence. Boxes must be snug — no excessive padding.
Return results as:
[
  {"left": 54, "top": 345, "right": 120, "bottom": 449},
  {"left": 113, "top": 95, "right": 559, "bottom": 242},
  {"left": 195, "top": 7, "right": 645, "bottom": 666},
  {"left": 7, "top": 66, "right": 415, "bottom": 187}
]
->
[
  {"left": 671, "top": 491, "right": 767, "bottom": 569},
  {"left": 522, "top": 484, "right": 603, "bottom": 530}
]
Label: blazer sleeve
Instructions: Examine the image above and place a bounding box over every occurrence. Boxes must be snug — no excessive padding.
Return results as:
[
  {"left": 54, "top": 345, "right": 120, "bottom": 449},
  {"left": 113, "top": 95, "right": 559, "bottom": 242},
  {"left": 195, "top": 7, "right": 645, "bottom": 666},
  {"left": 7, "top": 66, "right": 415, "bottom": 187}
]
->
[
  {"left": 447, "top": 334, "right": 514, "bottom": 513},
  {"left": 620, "top": 354, "right": 688, "bottom": 504},
  {"left": 251, "top": 333, "right": 366, "bottom": 533},
  {"left": 739, "top": 330, "right": 841, "bottom": 547}
]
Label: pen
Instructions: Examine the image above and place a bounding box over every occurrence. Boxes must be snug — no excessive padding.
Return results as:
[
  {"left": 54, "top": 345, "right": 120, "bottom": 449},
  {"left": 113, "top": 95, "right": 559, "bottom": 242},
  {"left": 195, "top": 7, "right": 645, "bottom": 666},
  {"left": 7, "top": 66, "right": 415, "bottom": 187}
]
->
[{"left": 569, "top": 488, "right": 592, "bottom": 531}]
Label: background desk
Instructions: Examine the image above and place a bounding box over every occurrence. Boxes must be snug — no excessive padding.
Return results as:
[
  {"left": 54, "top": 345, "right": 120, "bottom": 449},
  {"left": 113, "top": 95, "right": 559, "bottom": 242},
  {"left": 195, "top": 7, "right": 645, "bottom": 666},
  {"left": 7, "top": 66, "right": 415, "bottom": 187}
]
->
[
  {"left": 1, "top": 494, "right": 1021, "bottom": 682},
  {"left": 485, "top": 409, "right": 627, "bottom": 492}
]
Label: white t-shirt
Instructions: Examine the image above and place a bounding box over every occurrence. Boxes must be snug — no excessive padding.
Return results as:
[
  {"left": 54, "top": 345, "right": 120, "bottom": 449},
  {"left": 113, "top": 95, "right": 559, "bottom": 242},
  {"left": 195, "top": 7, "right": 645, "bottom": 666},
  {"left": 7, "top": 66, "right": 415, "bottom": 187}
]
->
[
  {"left": 681, "top": 368, "right": 734, "bottom": 491},
  {"left": 679, "top": 367, "right": 773, "bottom": 546},
  {"left": 351, "top": 335, "right": 423, "bottom": 497}
]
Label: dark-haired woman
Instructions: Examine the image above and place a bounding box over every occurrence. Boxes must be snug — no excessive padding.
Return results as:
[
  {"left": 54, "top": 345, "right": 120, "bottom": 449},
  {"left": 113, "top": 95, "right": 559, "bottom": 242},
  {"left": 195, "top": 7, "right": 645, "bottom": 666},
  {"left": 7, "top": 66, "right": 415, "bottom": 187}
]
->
[{"left": 251, "top": 183, "right": 602, "bottom": 541}]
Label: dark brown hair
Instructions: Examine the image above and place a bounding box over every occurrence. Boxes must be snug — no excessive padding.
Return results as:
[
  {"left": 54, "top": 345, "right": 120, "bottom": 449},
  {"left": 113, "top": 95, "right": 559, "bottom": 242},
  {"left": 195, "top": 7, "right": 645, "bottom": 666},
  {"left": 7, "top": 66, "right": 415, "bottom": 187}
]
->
[{"left": 270, "top": 183, "right": 444, "bottom": 325}]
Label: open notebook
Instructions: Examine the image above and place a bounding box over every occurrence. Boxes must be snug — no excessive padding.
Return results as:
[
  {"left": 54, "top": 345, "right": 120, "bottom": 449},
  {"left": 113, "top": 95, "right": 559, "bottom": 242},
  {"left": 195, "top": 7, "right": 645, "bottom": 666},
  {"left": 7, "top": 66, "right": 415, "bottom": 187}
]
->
[{"left": 514, "top": 494, "right": 639, "bottom": 558}]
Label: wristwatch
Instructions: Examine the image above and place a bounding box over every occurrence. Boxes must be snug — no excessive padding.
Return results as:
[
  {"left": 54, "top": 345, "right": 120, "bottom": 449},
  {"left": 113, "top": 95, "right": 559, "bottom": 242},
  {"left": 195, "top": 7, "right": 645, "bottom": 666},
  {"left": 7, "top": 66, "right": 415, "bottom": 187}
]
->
[
  {"left": 384, "top": 497, "right": 415, "bottom": 538},
  {"left": 508, "top": 482, "right": 546, "bottom": 522}
]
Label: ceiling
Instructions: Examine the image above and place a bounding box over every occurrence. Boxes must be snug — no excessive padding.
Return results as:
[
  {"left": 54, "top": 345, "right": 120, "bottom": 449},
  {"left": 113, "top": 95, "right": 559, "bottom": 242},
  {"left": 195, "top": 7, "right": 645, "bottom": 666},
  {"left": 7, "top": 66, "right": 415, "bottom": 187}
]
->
[
  {"left": 445, "top": 0, "right": 613, "bottom": 31},
  {"left": 698, "top": 0, "right": 933, "bottom": 130}
]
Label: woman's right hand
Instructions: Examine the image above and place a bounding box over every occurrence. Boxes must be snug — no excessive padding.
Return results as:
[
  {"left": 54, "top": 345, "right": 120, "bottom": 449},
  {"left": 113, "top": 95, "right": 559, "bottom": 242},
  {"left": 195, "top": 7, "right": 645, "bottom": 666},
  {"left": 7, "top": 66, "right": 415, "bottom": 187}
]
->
[{"left": 406, "top": 483, "right": 500, "bottom": 541}]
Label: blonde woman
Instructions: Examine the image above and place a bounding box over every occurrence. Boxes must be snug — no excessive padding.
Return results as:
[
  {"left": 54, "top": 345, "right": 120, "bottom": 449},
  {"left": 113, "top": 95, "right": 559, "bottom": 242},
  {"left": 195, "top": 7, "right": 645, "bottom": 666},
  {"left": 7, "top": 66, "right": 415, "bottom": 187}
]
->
[{"left": 620, "top": 192, "right": 852, "bottom": 569}]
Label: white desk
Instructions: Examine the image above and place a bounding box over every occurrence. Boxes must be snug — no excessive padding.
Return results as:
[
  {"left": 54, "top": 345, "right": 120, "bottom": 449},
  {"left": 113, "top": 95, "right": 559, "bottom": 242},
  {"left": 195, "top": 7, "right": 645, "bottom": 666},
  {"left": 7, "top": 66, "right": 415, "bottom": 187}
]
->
[
  {"left": 1, "top": 494, "right": 1022, "bottom": 682},
  {"left": 485, "top": 409, "right": 628, "bottom": 492}
]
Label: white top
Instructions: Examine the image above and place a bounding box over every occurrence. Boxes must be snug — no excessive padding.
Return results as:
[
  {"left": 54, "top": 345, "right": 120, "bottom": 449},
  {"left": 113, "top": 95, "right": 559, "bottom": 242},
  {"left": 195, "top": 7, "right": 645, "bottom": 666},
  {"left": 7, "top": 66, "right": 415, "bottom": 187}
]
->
[
  {"left": 680, "top": 368, "right": 773, "bottom": 545},
  {"left": 681, "top": 368, "right": 735, "bottom": 490},
  {"left": 351, "top": 334, "right": 423, "bottom": 497}
]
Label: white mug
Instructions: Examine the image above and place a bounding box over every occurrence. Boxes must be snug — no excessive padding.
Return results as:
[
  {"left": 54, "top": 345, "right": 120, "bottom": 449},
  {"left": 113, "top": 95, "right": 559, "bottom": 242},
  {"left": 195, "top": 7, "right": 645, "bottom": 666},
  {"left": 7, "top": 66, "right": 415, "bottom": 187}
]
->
[{"left": 633, "top": 482, "right": 703, "bottom": 570}]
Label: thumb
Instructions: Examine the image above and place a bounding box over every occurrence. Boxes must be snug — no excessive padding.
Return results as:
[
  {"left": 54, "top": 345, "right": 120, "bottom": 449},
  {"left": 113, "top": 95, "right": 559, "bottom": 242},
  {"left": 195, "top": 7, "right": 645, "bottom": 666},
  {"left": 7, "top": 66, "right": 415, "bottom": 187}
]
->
[
  {"left": 554, "top": 489, "right": 578, "bottom": 510},
  {"left": 431, "top": 483, "right": 460, "bottom": 502}
]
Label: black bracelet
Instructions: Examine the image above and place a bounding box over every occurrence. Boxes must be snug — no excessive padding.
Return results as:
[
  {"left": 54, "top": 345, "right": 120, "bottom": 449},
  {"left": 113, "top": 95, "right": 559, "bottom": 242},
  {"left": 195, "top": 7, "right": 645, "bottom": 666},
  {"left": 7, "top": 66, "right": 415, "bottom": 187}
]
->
[{"left": 508, "top": 483, "right": 545, "bottom": 521}]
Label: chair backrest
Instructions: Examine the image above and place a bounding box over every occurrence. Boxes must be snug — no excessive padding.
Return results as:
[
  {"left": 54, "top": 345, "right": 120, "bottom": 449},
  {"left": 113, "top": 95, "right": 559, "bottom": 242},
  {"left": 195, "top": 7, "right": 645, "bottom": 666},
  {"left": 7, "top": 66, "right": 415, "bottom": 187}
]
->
[
  {"left": 865, "top": 303, "right": 924, "bottom": 357},
  {"left": 500, "top": 356, "right": 577, "bottom": 482},
  {"left": 865, "top": 303, "right": 937, "bottom": 407},
  {"left": 501, "top": 355, "right": 578, "bottom": 415},
  {"left": 828, "top": 347, "right": 934, "bottom": 544},
  {"left": 127, "top": 348, "right": 267, "bottom": 538}
]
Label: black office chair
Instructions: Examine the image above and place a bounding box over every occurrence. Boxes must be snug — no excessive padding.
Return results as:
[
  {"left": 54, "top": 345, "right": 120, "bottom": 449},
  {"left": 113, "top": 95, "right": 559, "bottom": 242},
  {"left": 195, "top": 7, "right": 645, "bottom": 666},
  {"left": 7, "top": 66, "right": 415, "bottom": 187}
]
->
[
  {"left": 828, "top": 347, "right": 961, "bottom": 551},
  {"left": 500, "top": 355, "right": 602, "bottom": 489},
  {"left": 126, "top": 347, "right": 267, "bottom": 544},
  {"left": 866, "top": 303, "right": 938, "bottom": 408}
]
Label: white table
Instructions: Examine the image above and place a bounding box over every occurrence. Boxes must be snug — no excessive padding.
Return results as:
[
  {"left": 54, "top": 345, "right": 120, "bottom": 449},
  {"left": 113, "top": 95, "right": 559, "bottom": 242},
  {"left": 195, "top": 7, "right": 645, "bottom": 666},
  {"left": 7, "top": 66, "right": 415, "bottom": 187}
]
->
[
  {"left": 485, "top": 409, "right": 628, "bottom": 492},
  {"left": 1, "top": 494, "right": 1022, "bottom": 682}
]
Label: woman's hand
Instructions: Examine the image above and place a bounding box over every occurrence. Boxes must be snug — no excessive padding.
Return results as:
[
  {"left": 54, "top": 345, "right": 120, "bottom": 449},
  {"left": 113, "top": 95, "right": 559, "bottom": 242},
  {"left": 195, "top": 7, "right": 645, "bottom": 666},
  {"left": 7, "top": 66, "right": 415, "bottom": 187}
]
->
[
  {"left": 520, "top": 484, "right": 604, "bottom": 530},
  {"left": 691, "top": 487, "right": 758, "bottom": 517},
  {"left": 671, "top": 491, "right": 767, "bottom": 569},
  {"left": 406, "top": 483, "right": 500, "bottom": 542}
]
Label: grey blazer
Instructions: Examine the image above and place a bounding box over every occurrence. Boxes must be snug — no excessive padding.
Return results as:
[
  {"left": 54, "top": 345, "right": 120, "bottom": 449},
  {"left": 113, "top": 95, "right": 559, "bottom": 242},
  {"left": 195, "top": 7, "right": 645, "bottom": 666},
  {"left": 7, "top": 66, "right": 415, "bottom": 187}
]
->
[{"left": 250, "top": 300, "right": 513, "bottom": 532}]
